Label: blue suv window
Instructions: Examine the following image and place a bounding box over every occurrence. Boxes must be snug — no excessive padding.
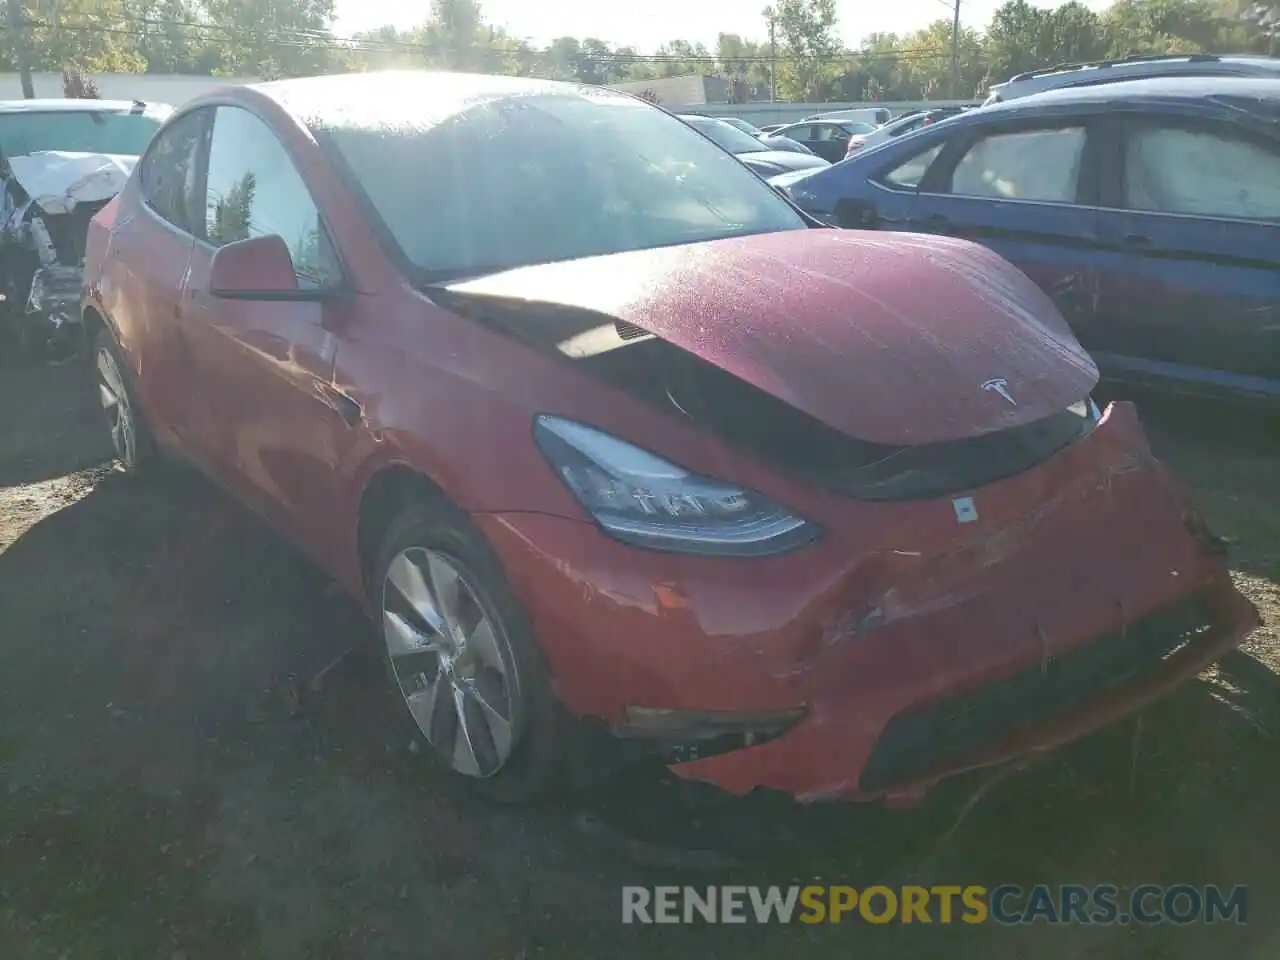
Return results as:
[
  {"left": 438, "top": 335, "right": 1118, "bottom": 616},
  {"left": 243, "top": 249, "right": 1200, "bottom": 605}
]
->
[
  {"left": 882, "top": 142, "right": 945, "bottom": 190},
  {"left": 948, "top": 127, "right": 1087, "bottom": 203},
  {"left": 1124, "top": 121, "right": 1280, "bottom": 222}
]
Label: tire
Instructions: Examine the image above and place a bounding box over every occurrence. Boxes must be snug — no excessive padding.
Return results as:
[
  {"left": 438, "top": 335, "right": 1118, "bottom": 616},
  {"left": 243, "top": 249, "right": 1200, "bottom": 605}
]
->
[
  {"left": 372, "top": 499, "right": 566, "bottom": 803},
  {"left": 93, "top": 326, "right": 159, "bottom": 474}
]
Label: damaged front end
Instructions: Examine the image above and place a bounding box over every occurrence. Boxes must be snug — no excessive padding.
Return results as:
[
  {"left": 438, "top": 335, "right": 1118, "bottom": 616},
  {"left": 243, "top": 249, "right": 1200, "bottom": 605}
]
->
[{"left": 0, "top": 151, "right": 133, "bottom": 364}]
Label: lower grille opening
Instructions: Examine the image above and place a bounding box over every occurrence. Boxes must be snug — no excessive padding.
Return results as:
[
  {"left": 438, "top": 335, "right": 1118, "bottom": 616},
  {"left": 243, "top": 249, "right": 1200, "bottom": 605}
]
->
[{"left": 858, "top": 596, "right": 1215, "bottom": 792}]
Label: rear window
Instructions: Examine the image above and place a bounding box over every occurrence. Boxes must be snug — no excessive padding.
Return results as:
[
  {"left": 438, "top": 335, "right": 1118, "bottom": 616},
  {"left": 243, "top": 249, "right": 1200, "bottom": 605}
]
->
[{"left": 0, "top": 109, "right": 167, "bottom": 158}]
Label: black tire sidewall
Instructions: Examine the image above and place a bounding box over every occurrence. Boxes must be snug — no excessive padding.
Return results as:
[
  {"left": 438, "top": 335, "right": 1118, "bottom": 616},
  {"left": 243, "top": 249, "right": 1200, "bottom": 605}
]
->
[
  {"left": 371, "top": 500, "right": 566, "bottom": 803},
  {"left": 93, "top": 327, "right": 157, "bottom": 473}
]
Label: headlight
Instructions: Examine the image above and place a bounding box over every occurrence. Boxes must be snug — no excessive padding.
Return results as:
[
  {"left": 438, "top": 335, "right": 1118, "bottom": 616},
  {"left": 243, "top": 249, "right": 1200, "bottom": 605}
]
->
[{"left": 533, "top": 416, "right": 820, "bottom": 557}]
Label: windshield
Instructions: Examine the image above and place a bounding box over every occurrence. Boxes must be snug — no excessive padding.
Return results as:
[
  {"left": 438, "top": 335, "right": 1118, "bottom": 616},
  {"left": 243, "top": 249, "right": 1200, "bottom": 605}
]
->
[
  {"left": 0, "top": 110, "right": 165, "bottom": 158},
  {"left": 321, "top": 94, "right": 807, "bottom": 280},
  {"left": 680, "top": 115, "right": 771, "bottom": 154}
]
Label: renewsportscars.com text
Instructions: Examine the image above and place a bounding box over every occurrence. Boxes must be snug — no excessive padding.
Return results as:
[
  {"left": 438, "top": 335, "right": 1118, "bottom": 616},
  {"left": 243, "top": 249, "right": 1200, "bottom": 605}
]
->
[{"left": 622, "top": 884, "right": 1248, "bottom": 925}]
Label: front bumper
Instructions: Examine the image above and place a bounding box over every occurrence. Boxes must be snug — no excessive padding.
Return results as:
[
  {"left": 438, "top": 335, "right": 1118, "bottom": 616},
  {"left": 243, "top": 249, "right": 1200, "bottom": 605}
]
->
[{"left": 477, "top": 402, "right": 1260, "bottom": 803}]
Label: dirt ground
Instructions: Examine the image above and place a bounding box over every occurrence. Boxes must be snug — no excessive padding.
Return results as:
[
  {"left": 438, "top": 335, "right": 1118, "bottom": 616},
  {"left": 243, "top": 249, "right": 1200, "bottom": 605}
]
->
[{"left": 0, "top": 360, "right": 1276, "bottom": 959}]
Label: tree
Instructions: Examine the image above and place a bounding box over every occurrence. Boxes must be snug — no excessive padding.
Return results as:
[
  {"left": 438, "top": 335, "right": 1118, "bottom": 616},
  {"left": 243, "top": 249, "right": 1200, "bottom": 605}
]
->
[
  {"left": 62, "top": 65, "right": 101, "bottom": 97},
  {"left": 1047, "top": 2, "right": 1107, "bottom": 63},
  {"left": 422, "top": 0, "right": 484, "bottom": 70},
  {"left": 771, "top": 0, "right": 841, "bottom": 100},
  {"left": 212, "top": 171, "right": 256, "bottom": 244},
  {"left": 1101, "top": 0, "right": 1223, "bottom": 55},
  {"left": 985, "top": 0, "right": 1055, "bottom": 79},
  {"left": 202, "top": 0, "right": 343, "bottom": 77},
  {"left": 0, "top": 0, "right": 1257, "bottom": 103},
  {"left": 1243, "top": 2, "right": 1280, "bottom": 51}
]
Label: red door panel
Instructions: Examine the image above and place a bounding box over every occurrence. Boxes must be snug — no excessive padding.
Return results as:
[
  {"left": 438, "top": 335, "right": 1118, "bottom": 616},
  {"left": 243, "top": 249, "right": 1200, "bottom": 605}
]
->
[{"left": 180, "top": 241, "right": 354, "bottom": 561}]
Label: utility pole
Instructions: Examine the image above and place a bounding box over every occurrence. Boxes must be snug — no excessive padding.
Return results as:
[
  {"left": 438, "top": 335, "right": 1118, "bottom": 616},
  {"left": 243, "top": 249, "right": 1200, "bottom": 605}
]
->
[
  {"left": 7, "top": 0, "right": 35, "bottom": 99},
  {"left": 763, "top": 5, "right": 777, "bottom": 102},
  {"left": 950, "top": 0, "right": 961, "bottom": 100}
]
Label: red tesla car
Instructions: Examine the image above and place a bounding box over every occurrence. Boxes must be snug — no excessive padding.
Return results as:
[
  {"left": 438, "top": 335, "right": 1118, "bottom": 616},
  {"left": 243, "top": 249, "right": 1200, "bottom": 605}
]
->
[{"left": 82, "top": 71, "right": 1259, "bottom": 805}]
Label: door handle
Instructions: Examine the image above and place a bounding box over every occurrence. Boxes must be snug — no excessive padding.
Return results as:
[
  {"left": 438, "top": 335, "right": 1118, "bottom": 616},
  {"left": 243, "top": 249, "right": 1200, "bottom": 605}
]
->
[{"left": 1123, "top": 233, "right": 1153, "bottom": 247}]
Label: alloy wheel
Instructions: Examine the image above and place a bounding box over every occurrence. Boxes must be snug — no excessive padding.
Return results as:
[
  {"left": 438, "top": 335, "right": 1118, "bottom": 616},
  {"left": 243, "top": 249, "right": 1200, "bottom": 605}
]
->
[
  {"left": 96, "top": 346, "right": 135, "bottom": 468},
  {"left": 381, "top": 547, "right": 520, "bottom": 778}
]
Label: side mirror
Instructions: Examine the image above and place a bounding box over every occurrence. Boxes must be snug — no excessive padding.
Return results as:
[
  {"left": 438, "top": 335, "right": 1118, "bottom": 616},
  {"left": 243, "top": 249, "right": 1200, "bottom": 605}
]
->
[
  {"left": 208, "top": 235, "right": 344, "bottom": 302},
  {"left": 834, "top": 198, "right": 880, "bottom": 230}
]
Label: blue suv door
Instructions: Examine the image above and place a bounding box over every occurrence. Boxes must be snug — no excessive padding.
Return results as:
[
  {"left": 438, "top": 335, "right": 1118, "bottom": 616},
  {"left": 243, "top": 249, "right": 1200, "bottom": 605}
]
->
[
  {"left": 903, "top": 115, "right": 1106, "bottom": 335},
  {"left": 1090, "top": 111, "right": 1280, "bottom": 402}
]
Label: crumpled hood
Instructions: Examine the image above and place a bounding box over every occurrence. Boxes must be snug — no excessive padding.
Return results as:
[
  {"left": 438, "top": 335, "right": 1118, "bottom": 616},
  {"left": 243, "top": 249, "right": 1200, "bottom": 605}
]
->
[
  {"left": 442, "top": 229, "right": 1099, "bottom": 446},
  {"left": 6, "top": 151, "right": 137, "bottom": 215}
]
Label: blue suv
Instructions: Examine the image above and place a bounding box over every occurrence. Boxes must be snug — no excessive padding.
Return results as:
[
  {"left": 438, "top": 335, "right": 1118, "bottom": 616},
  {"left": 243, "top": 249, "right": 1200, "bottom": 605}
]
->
[{"left": 775, "top": 77, "right": 1280, "bottom": 406}]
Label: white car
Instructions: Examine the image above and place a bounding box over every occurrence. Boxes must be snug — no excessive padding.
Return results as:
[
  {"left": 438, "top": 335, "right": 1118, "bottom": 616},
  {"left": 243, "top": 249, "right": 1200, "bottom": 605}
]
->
[{"left": 842, "top": 107, "right": 967, "bottom": 158}]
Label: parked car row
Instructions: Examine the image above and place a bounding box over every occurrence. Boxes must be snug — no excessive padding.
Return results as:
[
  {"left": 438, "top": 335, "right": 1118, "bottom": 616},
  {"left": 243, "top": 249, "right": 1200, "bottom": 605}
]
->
[
  {"left": 78, "top": 70, "right": 1259, "bottom": 811},
  {"left": 843, "top": 106, "right": 967, "bottom": 156},
  {"left": 677, "top": 114, "right": 830, "bottom": 176}
]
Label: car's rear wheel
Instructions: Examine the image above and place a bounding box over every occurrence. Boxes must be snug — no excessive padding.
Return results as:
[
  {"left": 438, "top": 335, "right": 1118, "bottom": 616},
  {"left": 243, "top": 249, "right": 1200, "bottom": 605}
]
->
[
  {"left": 373, "top": 500, "right": 565, "bottom": 802},
  {"left": 94, "top": 328, "right": 157, "bottom": 474}
]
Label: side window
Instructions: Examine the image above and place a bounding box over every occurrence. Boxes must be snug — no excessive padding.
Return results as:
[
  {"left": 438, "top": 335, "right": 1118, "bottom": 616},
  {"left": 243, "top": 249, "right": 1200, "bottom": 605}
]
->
[
  {"left": 1123, "top": 122, "right": 1280, "bottom": 222},
  {"left": 947, "top": 126, "right": 1086, "bottom": 203},
  {"left": 140, "top": 109, "right": 205, "bottom": 233},
  {"left": 791, "top": 124, "right": 817, "bottom": 142},
  {"left": 815, "top": 124, "right": 845, "bottom": 142},
  {"left": 881, "top": 142, "right": 945, "bottom": 190},
  {"left": 203, "top": 106, "right": 341, "bottom": 287}
]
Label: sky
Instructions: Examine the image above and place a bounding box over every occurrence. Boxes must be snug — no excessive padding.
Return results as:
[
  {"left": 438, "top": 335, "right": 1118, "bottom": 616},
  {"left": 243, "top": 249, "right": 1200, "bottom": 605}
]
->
[{"left": 333, "top": 0, "right": 1114, "bottom": 49}]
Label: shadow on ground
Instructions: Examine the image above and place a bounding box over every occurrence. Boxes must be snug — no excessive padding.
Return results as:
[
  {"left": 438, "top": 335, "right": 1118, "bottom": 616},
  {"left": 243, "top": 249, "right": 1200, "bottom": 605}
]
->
[{"left": 0, "top": 369, "right": 1277, "bottom": 958}]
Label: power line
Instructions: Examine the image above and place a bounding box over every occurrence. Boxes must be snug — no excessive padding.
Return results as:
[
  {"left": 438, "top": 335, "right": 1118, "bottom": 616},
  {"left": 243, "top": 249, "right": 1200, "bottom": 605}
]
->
[{"left": 9, "top": 12, "right": 962, "bottom": 66}]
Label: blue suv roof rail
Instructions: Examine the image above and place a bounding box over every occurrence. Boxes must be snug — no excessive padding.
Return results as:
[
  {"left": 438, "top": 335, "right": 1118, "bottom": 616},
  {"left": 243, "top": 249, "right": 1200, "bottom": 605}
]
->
[{"left": 1008, "top": 52, "right": 1224, "bottom": 83}]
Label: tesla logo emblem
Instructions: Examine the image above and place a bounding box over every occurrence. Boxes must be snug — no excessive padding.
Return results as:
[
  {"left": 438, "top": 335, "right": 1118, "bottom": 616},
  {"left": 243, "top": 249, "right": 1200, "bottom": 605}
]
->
[{"left": 982, "top": 378, "right": 1017, "bottom": 406}]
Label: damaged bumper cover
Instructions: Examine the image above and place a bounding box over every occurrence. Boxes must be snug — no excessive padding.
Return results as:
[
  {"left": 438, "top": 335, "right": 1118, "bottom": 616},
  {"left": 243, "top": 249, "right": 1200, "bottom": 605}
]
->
[{"left": 476, "top": 402, "right": 1261, "bottom": 804}]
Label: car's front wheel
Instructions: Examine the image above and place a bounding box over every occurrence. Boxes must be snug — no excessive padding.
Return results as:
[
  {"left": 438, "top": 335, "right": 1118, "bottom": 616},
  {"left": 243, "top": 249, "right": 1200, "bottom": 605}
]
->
[
  {"left": 93, "top": 328, "right": 158, "bottom": 474},
  {"left": 372, "top": 500, "right": 566, "bottom": 802}
]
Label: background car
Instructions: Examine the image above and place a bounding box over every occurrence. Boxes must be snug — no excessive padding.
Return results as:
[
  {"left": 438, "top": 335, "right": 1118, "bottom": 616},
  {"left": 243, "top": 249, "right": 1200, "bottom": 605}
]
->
[
  {"left": 696, "top": 115, "right": 816, "bottom": 155},
  {"left": 802, "top": 107, "right": 892, "bottom": 125},
  {"left": 81, "top": 70, "right": 1257, "bottom": 808},
  {"left": 776, "top": 76, "right": 1280, "bottom": 407},
  {"left": 0, "top": 98, "right": 172, "bottom": 362},
  {"left": 843, "top": 106, "right": 965, "bottom": 157},
  {"left": 767, "top": 119, "right": 878, "bottom": 163},
  {"left": 983, "top": 51, "right": 1280, "bottom": 104},
  {"left": 677, "top": 114, "right": 829, "bottom": 175},
  {"left": 716, "top": 115, "right": 765, "bottom": 136}
]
